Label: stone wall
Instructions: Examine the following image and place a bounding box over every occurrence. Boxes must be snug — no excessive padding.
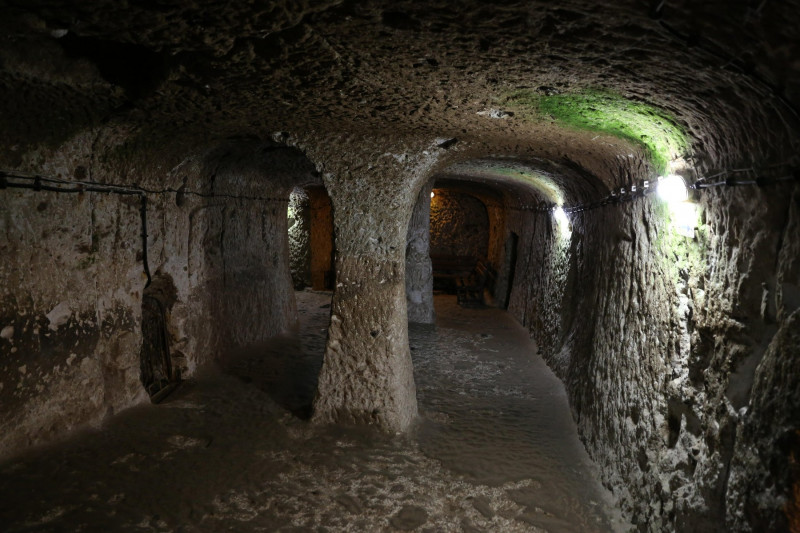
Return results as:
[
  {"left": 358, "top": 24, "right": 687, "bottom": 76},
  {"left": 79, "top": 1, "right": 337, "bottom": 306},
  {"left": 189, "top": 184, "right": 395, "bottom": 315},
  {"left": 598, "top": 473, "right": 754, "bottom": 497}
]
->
[
  {"left": 0, "top": 188, "right": 146, "bottom": 458},
  {"left": 288, "top": 188, "right": 312, "bottom": 289},
  {"left": 405, "top": 182, "right": 435, "bottom": 324},
  {"left": 484, "top": 198, "right": 506, "bottom": 272},
  {"left": 0, "top": 137, "right": 316, "bottom": 459},
  {"left": 507, "top": 181, "right": 800, "bottom": 531},
  {"left": 429, "top": 190, "right": 489, "bottom": 259}
]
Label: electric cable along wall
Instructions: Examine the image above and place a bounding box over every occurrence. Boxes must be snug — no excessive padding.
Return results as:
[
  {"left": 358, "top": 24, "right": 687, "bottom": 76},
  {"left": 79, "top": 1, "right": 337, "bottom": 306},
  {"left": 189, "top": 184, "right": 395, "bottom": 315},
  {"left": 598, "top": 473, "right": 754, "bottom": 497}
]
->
[
  {"left": 8, "top": 164, "right": 786, "bottom": 260},
  {"left": 506, "top": 163, "right": 799, "bottom": 215},
  {"left": 3, "top": 161, "right": 798, "bottom": 286},
  {"left": 0, "top": 169, "right": 289, "bottom": 288}
]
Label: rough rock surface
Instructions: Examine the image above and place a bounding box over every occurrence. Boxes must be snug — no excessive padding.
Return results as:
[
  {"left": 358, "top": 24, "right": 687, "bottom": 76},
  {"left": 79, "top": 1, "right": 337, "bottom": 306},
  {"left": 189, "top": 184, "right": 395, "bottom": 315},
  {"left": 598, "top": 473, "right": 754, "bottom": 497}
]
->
[
  {"left": 0, "top": 292, "right": 628, "bottom": 532},
  {"left": 288, "top": 188, "right": 312, "bottom": 289},
  {"left": 405, "top": 181, "right": 435, "bottom": 324},
  {"left": 508, "top": 182, "right": 800, "bottom": 530},
  {"left": 0, "top": 139, "right": 318, "bottom": 457},
  {"left": 429, "top": 189, "right": 489, "bottom": 259},
  {"left": 311, "top": 147, "right": 441, "bottom": 432},
  {"left": 0, "top": 0, "right": 799, "bottom": 530}
]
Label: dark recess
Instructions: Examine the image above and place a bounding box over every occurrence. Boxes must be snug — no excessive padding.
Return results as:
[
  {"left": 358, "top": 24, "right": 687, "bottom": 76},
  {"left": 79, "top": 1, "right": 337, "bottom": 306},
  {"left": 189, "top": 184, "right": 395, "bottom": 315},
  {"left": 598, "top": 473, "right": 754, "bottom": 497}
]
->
[
  {"left": 382, "top": 10, "right": 421, "bottom": 31},
  {"left": 58, "top": 33, "right": 168, "bottom": 101}
]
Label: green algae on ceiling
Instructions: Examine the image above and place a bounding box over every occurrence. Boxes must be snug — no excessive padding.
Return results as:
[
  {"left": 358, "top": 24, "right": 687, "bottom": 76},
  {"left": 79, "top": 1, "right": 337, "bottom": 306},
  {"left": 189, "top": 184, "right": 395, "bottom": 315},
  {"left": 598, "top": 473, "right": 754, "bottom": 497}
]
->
[
  {"left": 505, "top": 89, "right": 689, "bottom": 174},
  {"left": 489, "top": 166, "right": 564, "bottom": 205},
  {"left": 444, "top": 161, "right": 564, "bottom": 205}
]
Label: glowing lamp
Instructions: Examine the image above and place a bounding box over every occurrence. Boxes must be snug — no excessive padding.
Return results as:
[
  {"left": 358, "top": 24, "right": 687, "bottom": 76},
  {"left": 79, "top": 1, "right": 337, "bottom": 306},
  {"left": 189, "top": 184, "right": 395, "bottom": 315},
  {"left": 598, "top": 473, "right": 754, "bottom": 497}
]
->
[
  {"left": 657, "top": 174, "right": 688, "bottom": 203},
  {"left": 657, "top": 174, "right": 697, "bottom": 238},
  {"left": 430, "top": 191, "right": 435, "bottom": 198},
  {"left": 554, "top": 206, "right": 572, "bottom": 237},
  {"left": 554, "top": 206, "right": 569, "bottom": 226}
]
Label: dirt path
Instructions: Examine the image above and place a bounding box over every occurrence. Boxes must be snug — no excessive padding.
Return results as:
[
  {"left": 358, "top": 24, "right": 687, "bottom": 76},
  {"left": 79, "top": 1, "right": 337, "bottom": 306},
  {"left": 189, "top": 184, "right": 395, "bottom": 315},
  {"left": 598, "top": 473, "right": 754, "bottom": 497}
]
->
[{"left": 0, "top": 292, "right": 627, "bottom": 532}]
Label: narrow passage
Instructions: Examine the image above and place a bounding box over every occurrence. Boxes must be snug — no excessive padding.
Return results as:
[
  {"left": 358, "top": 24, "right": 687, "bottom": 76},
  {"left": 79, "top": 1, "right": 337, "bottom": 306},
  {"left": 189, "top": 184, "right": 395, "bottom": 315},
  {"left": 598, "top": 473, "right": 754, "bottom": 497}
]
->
[{"left": 0, "top": 292, "right": 626, "bottom": 532}]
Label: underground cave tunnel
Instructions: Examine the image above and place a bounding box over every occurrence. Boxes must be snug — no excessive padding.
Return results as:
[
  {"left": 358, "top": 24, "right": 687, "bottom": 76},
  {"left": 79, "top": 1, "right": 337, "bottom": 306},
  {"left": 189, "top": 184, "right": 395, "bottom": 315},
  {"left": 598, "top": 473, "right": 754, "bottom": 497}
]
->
[{"left": 1, "top": 1, "right": 799, "bottom": 531}]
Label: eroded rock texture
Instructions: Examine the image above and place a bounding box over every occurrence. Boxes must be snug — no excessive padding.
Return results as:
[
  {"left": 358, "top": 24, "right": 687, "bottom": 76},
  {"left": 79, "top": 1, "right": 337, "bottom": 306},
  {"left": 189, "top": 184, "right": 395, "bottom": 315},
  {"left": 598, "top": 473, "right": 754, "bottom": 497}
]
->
[
  {"left": 430, "top": 190, "right": 489, "bottom": 259},
  {"left": 0, "top": 139, "right": 318, "bottom": 455},
  {"left": 405, "top": 181, "right": 435, "bottom": 324},
  {"left": 288, "top": 188, "right": 312, "bottom": 289},
  {"left": 509, "top": 184, "right": 800, "bottom": 530},
  {"left": 0, "top": 0, "right": 799, "bottom": 530}
]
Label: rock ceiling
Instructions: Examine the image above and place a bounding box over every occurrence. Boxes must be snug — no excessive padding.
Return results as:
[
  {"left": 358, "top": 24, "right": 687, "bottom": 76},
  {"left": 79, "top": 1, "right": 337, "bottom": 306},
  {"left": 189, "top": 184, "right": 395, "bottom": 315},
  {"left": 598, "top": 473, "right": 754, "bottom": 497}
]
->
[{"left": 1, "top": 0, "right": 798, "bottom": 183}]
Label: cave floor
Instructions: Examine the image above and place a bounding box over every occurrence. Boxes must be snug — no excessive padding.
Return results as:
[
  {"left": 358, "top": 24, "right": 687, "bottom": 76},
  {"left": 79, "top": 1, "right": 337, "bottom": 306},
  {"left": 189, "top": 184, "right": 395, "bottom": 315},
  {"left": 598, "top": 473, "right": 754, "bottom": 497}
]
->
[{"left": 0, "top": 292, "right": 627, "bottom": 532}]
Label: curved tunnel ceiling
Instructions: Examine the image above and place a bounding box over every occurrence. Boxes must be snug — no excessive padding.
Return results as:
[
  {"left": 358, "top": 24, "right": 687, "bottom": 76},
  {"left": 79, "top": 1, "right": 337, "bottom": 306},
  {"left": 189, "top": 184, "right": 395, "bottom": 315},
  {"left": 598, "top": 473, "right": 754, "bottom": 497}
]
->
[
  {"left": 0, "top": 0, "right": 798, "bottom": 177},
  {"left": 436, "top": 157, "right": 608, "bottom": 209}
]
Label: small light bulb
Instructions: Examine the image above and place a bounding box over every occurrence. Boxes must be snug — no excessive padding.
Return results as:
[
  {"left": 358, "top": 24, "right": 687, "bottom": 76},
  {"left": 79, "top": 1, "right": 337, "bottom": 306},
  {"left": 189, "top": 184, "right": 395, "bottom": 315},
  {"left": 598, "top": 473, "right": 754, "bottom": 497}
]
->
[
  {"left": 430, "top": 191, "right": 435, "bottom": 198},
  {"left": 658, "top": 174, "right": 688, "bottom": 203}
]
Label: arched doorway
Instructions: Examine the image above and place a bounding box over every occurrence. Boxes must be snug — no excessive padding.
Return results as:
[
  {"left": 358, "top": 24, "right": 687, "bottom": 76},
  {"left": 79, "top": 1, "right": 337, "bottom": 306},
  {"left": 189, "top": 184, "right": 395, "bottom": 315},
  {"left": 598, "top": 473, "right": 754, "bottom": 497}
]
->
[
  {"left": 406, "top": 179, "right": 509, "bottom": 318},
  {"left": 429, "top": 186, "right": 492, "bottom": 304},
  {"left": 288, "top": 185, "right": 335, "bottom": 291}
]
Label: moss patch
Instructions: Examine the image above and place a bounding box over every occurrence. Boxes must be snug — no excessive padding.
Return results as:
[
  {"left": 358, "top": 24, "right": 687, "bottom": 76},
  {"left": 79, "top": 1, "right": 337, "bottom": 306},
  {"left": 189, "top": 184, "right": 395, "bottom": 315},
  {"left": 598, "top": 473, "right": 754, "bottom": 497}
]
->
[
  {"left": 505, "top": 89, "right": 688, "bottom": 174},
  {"left": 489, "top": 166, "right": 563, "bottom": 204},
  {"left": 445, "top": 161, "right": 564, "bottom": 204}
]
